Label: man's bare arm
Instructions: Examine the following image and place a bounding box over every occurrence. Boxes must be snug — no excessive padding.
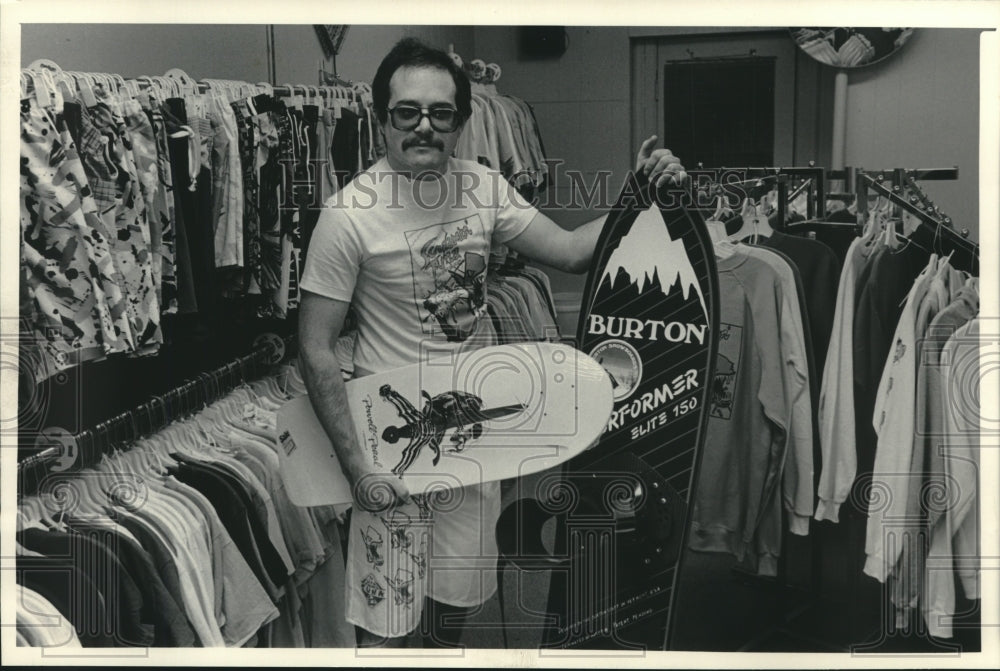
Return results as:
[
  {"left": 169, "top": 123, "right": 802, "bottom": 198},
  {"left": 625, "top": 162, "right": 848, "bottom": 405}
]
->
[
  {"left": 298, "top": 292, "right": 369, "bottom": 480},
  {"left": 298, "top": 291, "right": 410, "bottom": 509}
]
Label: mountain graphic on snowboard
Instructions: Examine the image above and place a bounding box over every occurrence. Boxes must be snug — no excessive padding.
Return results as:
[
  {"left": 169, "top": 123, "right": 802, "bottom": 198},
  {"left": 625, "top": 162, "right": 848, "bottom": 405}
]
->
[{"left": 599, "top": 207, "right": 708, "bottom": 321}]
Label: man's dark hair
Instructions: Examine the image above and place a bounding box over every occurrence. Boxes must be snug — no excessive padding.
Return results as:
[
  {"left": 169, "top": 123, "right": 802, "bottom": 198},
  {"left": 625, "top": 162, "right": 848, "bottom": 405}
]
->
[{"left": 372, "top": 38, "right": 472, "bottom": 125}]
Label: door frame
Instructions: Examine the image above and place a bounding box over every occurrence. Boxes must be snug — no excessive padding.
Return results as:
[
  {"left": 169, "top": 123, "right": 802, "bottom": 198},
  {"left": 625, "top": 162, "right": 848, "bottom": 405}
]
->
[{"left": 630, "top": 30, "right": 835, "bottom": 170}]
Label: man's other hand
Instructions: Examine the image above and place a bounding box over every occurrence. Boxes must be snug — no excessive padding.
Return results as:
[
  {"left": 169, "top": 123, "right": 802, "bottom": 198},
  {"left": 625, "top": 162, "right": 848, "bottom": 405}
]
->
[{"left": 636, "top": 135, "right": 687, "bottom": 188}]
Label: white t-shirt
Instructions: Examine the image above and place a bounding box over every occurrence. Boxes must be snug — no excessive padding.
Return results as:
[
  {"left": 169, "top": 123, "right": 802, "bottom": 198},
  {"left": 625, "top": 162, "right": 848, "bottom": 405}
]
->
[{"left": 301, "top": 157, "right": 537, "bottom": 376}]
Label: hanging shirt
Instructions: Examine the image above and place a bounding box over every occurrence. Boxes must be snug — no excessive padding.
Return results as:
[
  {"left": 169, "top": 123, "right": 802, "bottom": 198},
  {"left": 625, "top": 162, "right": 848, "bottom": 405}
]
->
[
  {"left": 15, "top": 585, "right": 83, "bottom": 648},
  {"left": 19, "top": 98, "right": 134, "bottom": 380},
  {"left": 78, "top": 100, "right": 161, "bottom": 346},
  {"left": 690, "top": 251, "right": 792, "bottom": 576},
  {"left": 485, "top": 96, "right": 531, "bottom": 190},
  {"left": 756, "top": 229, "right": 841, "bottom": 373},
  {"left": 161, "top": 476, "right": 280, "bottom": 646},
  {"left": 18, "top": 526, "right": 151, "bottom": 647},
  {"left": 145, "top": 98, "right": 180, "bottom": 314},
  {"left": 742, "top": 245, "right": 813, "bottom": 536},
  {"left": 123, "top": 97, "right": 167, "bottom": 315},
  {"left": 815, "top": 236, "right": 874, "bottom": 521},
  {"left": 64, "top": 515, "right": 196, "bottom": 646},
  {"left": 456, "top": 96, "right": 499, "bottom": 170},
  {"left": 924, "top": 315, "right": 981, "bottom": 639},
  {"left": 888, "top": 259, "right": 958, "bottom": 615},
  {"left": 208, "top": 92, "right": 244, "bottom": 269},
  {"left": 864, "top": 254, "right": 937, "bottom": 582},
  {"left": 110, "top": 508, "right": 206, "bottom": 643},
  {"left": 852, "top": 240, "right": 931, "bottom": 515}
]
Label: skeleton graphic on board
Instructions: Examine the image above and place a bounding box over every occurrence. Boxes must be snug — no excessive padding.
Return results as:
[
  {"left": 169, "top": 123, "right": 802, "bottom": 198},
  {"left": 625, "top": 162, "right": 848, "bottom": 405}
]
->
[{"left": 379, "top": 383, "right": 526, "bottom": 477}]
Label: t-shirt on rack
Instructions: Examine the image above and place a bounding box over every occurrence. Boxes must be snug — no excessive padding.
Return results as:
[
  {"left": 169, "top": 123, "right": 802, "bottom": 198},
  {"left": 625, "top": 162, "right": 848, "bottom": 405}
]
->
[
  {"left": 16, "top": 365, "right": 355, "bottom": 648},
  {"left": 456, "top": 91, "right": 548, "bottom": 203}
]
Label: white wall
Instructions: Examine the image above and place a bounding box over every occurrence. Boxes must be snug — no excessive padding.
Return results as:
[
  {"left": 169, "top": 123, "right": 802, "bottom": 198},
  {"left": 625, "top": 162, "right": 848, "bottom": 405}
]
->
[
  {"left": 21, "top": 24, "right": 272, "bottom": 81},
  {"left": 273, "top": 25, "right": 474, "bottom": 85},
  {"left": 21, "top": 24, "right": 474, "bottom": 92},
  {"left": 843, "top": 28, "right": 982, "bottom": 239}
]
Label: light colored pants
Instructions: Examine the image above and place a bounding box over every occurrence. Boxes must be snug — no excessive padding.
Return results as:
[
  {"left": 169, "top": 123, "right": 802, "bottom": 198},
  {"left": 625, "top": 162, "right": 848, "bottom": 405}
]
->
[{"left": 344, "top": 481, "right": 500, "bottom": 639}]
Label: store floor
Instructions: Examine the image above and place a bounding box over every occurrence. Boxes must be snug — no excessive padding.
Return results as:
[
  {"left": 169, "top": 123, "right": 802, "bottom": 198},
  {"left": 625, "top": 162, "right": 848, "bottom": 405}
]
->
[
  {"left": 406, "top": 471, "right": 791, "bottom": 651},
  {"left": 405, "top": 475, "right": 979, "bottom": 653},
  {"left": 445, "top": 547, "right": 810, "bottom": 650}
]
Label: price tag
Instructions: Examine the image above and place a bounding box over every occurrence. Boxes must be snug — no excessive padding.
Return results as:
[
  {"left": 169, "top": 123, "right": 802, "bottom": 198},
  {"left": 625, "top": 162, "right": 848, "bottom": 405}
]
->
[{"left": 278, "top": 429, "right": 296, "bottom": 456}]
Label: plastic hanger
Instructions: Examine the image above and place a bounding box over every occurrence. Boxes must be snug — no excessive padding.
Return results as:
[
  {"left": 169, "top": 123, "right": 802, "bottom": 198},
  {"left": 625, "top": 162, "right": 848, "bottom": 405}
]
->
[
  {"left": 52, "top": 71, "right": 77, "bottom": 105},
  {"left": 23, "top": 70, "right": 53, "bottom": 108},
  {"left": 165, "top": 68, "right": 195, "bottom": 91},
  {"left": 280, "top": 82, "right": 297, "bottom": 109},
  {"left": 709, "top": 194, "right": 733, "bottom": 222},
  {"left": 27, "top": 58, "right": 64, "bottom": 73},
  {"left": 859, "top": 193, "right": 882, "bottom": 245},
  {"left": 47, "top": 70, "right": 70, "bottom": 112},
  {"left": 311, "top": 86, "right": 325, "bottom": 111},
  {"left": 112, "top": 73, "right": 129, "bottom": 98},
  {"left": 881, "top": 198, "right": 903, "bottom": 250},
  {"left": 93, "top": 72, "right": 112, "bottom": 99},
  {"left": 728, "top": 197, "right": 773, "bottom": 243}
]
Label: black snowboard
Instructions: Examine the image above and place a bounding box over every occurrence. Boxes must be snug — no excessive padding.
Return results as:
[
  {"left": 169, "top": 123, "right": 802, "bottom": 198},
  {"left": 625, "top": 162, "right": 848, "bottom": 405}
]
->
[{"left": 540, "top": 172, "right": 720, "bottom": 650}]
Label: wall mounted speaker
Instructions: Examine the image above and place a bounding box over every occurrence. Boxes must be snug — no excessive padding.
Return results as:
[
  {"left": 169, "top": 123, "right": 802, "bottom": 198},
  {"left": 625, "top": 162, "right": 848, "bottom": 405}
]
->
[{"left": 518, "top": 26, "right": 568, "bottom": 60}]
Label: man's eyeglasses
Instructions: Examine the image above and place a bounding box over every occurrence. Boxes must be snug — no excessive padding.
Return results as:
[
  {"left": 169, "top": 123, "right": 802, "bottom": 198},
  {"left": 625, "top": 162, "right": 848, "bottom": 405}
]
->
[{"left": 386, "top": 105, "right": 462, "bottom": 133}]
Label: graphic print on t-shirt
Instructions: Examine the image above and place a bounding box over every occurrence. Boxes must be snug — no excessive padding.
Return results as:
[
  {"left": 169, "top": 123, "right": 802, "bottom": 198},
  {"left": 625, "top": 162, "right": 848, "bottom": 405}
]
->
[
  {"left": 405, "top": 214, "right": 489, "bottom": 342},
  {"left": 710, "top": 323, "right": 743, "bottom": 420}
]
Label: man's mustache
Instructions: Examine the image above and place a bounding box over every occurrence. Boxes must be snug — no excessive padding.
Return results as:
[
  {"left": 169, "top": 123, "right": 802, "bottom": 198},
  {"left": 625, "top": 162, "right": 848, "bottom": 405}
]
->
[{"left": 403, "top": 138, "right": 444, "bottom": 150}]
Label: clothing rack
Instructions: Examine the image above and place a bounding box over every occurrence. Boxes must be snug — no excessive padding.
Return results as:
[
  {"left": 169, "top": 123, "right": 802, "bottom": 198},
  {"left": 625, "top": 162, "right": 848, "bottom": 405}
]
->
[
  {"left": 829, "top": 166, "right": 960, "bottom": 184},
  {"left": 21, "top": 62, "right": 367, "bottom": 109},
  {"left": 826, "top": 165, "right": 959, "bottom": 200},
  {"left": 856, "top": 171, "right": 979, "bottom": 275},
  {"left": 786, "top": 176, "right": 814, "bottom": 215},
  {"left": 17, "top": 334, "right": 297, "bottom": 495},
  {"left": 691, "top": 165, "right": 827, "bottom": 228},
  {"left": 19, "top": 59, "right": 372, "bottom": 477}
]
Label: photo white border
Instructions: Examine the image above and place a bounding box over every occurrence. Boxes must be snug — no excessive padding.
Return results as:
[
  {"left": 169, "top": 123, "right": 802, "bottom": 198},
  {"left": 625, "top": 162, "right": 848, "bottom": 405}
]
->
[{"left": 1, "top": 0, "right": 997, "bottom": 667}]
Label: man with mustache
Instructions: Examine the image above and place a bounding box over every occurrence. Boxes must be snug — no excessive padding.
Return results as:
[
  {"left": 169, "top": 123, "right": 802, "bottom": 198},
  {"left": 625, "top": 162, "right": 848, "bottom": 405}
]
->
[{"left": 298, "top": 38, "right": 686, "bottom": 648}]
